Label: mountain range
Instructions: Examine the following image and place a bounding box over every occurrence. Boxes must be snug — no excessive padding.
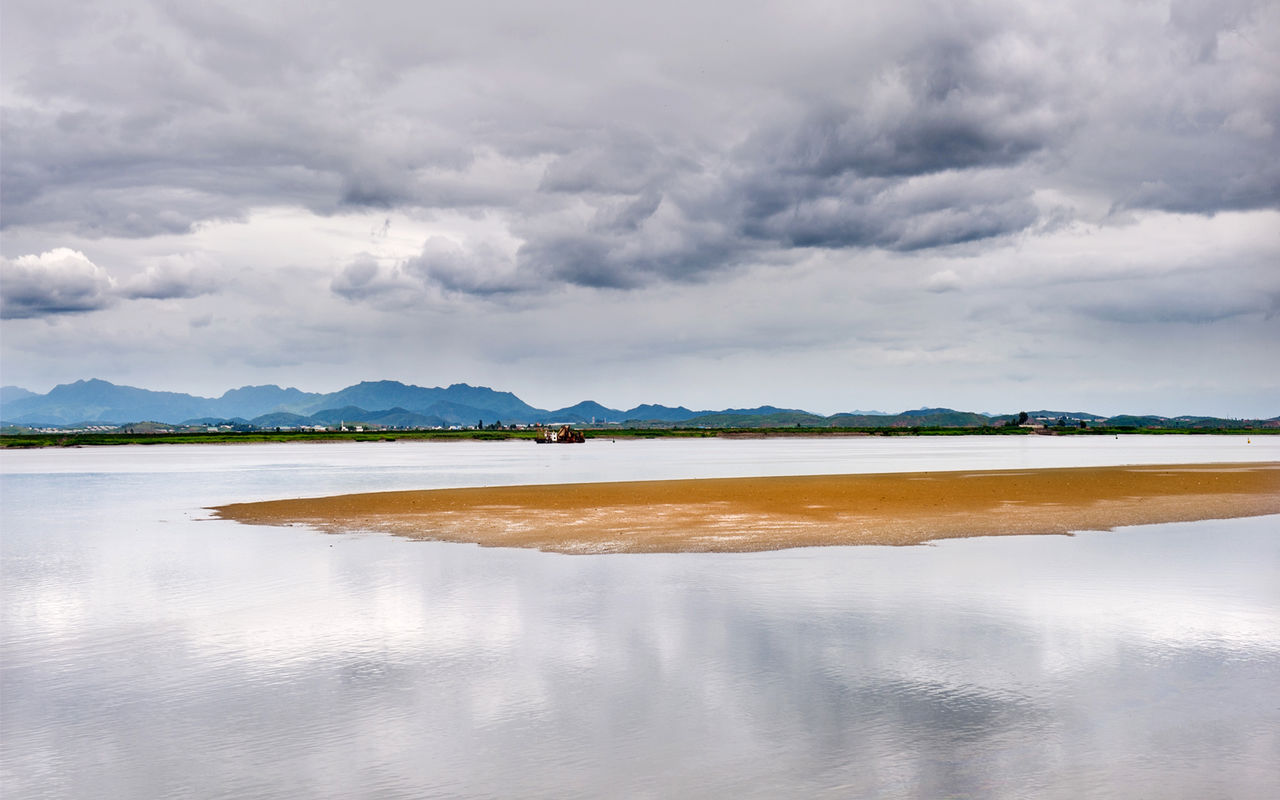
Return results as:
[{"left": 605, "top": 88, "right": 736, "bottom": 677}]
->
[
  {"left": 0, "top": 378, "right": 1274, "bottom": 430},
  {"left": 0, "top": 378, "right": 789, "bottom": 428}
]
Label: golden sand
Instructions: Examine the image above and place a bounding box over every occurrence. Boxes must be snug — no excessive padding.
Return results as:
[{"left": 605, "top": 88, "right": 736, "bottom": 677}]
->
[{"left": 211, "top": 462, "right": 1280, "bottom": 554}]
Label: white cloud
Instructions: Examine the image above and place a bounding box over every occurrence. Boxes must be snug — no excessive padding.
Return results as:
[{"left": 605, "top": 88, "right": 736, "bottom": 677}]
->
[
  {"left": 329, "top": 254, "right": 422, "bottom": 305},
  {"left": 0, "top": 248, "right": 115, "bottom": 319},
  {"left": 120, "top": 253, "right": 219, "bottom": 300},
  {"left": 925, "top": 270, "right": 963, "bottom": 293}
]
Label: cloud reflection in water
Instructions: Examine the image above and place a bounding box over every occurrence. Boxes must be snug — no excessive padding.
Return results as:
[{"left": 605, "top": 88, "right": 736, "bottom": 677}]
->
[{"left": 2, "top": 445, "right": 1278, "bottom": 798}]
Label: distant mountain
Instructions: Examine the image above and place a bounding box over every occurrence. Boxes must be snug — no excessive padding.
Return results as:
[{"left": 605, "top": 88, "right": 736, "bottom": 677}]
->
[
  {"left": 308, "top": 406, "right": 447, "bottom": 429},
  {"left": 0, "top": 379, "right": 322, "bottom": 425},
  {"left": 428, "top": 383, "right": 541, "bottom": 421},
  {"left": 2, "top": 379, "right": 216, "bottom": 425},
  {"left": 181, "top": 416, "right": 250, "bottom": 426},
  {"left": 899, "top": 409, "right": 993, "bottom": 426},
  {"left": 213, "top": 385, "right": 321, "bottom": 419},
  {"left": 717, "top": 405, "right": 801, "bottom": 416},
  {"left": 825, "top": 414, "right": 896, "bottom": 426},
  {"left": 1103, "top": 415, "right": 1168, "bottom": 427},
  {"left": 307, "top": 406, "right": 383, "bottom": 425},
  {"left": 1022, "top": 410, "right": 1105, "bottom": 420},
  {"left": 417, "top": 400, "right": 511, "bottom": 426},
  {"left": 684, "top": 410, "right": 827, "bottom": 427},
  {"left": 2, "top": 378, "right": 1272, "bottom": 430},
  {"left": 292, "top": 381, "right": 432, "bottom": 415},
  {"left": 0, "top": 378, "right": 542, "bottom": 426},
  {"left": 824, "top": 408, "right": 991, "bottom": 427},
  {"left": 359, "top": 408, "right": 449, "bottom": 429},
  {"left": 250, "top": 412, "right": 315, "bottom": 428},
  {"left": 293, "top": 381, "right": 540, "bottom": 421},
  {"left": 1, "top": 386, "right": 37, "bottom": 405},
  {"left": 622, "top": 404, "right": 698, "bottom": 422},
  {"left": 1109, "top": 415, "right": 1261, "bottom": 430},
  {"left": 545, "top": 401, "right": 622, "bottom": 424}
]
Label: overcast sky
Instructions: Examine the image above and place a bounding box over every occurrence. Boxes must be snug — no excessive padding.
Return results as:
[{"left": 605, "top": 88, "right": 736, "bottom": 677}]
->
[{"left": 2, "top": 0, "right": 1277, "bottom": 416}]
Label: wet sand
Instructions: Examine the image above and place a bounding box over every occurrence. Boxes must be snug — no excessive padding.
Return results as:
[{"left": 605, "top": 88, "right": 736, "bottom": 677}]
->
[{"left": 212, "top": 462, "right": 1280, "bottom": 554}]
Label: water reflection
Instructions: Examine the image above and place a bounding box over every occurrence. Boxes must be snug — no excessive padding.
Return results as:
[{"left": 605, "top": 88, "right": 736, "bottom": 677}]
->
[{"left": 3, "top": 443, "right": 1279, "bottom": 798}]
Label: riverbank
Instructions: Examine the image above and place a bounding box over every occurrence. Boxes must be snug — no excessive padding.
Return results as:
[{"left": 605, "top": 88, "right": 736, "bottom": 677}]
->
[
  {"left": 212, "top": 461, "right": 1280, "bottom": 554},
  {"left": 7, "top": 426, "right": 1278, "bottom": 448}
]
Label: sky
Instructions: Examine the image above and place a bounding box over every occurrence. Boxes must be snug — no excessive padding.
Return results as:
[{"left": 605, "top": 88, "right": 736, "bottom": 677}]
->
[{"left": 2, "top": 0, "right": 1277, "bottom": 417}]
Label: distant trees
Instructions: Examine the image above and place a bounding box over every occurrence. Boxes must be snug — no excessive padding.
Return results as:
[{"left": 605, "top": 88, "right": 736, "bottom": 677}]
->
[{"left": 1017, "top": 411, "right": 1029, "bottom": 425}]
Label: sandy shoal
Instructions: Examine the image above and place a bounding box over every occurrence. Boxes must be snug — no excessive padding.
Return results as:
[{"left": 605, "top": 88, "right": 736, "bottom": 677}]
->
[{"left": 211, "top": 462, "right": 1280, "bottom": 554}]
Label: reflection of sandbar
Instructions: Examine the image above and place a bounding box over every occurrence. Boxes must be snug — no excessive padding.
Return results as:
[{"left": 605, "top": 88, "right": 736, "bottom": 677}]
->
[{"left": 211, "top": 462, "right": 1280, "bottom": 554}]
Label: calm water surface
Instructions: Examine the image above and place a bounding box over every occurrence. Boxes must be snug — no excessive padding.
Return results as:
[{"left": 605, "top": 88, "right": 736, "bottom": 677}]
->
[{"left": 2, "top": 437, "right": 1278, "bottom": 798}]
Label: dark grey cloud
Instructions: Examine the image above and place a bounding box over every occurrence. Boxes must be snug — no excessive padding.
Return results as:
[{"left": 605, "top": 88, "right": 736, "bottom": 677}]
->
[
  {"left": 735, "top": 169, "right": 1040, "bottom": 251},
  {"left": 589, "top": 189, "right": 664, "bottom": 234},
  {"left": 0, "top": 0, "right": 484, "bottom": 238},
  {"left": 514, "top": 228, "right": 736, "bottom": 289},
  {"left": 748, "top": 47, "right": 1059, "bottom": 183},
  {"left": 331, "top": 238, "right": 527, "bottom": 303},
  {"left": 405, "top": 237, "right": 526, "bottom": 296},
  {"left": 538, "top": 132, "right": 679, "bottom": 196},
  {"left": 487, "top": 23, "right": 1067, "bottom": 291},
  {"left": 5, "top": 0, "right": 1276, "bottom": 290}
]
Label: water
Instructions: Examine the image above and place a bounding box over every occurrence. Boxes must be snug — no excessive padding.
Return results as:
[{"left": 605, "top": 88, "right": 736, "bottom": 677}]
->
[{"left": 2, "top": 437, "right": 1278, "bottom": 798}]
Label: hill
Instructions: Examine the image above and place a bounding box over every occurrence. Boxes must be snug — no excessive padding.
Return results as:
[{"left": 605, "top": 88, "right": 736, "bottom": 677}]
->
[
  {"left": 544, "top": 401, "right": 622, "bottom": 424},
  {"left": 2, "top": 378, "right": 1273, "bottom": 431},
  {"left": 621, "top": 404, "right": 699, "bottom": 423},
  {"left": 2, "top": 379, "right": 217, "bottom": 425},
  {"left": 1, "top": 386, "right": 37, "bottom": 406}
]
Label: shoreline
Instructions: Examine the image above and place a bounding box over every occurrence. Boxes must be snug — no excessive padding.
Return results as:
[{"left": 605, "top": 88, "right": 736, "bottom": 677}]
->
[
  {"left": 211, "top": 462, "right": 1280, "bottom": 554},
  {"left": 5, "top": 429, "right": 1278, "bottom": 448}
]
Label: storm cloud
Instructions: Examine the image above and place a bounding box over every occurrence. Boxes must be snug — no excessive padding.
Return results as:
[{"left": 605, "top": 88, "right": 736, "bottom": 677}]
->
[{"left": 1, "top": 0, "right": 1277, "bottom": 414}]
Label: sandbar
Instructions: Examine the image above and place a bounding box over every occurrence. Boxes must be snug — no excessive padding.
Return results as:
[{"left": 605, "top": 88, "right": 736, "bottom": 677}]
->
[{"left": 211, "top": 462, "right": 1280, "bottom": 554}]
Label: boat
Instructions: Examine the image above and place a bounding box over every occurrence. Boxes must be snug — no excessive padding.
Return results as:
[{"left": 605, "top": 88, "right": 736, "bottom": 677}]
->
[{"left": 535, "top": 424, "right": 585, "bottom": 443}]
